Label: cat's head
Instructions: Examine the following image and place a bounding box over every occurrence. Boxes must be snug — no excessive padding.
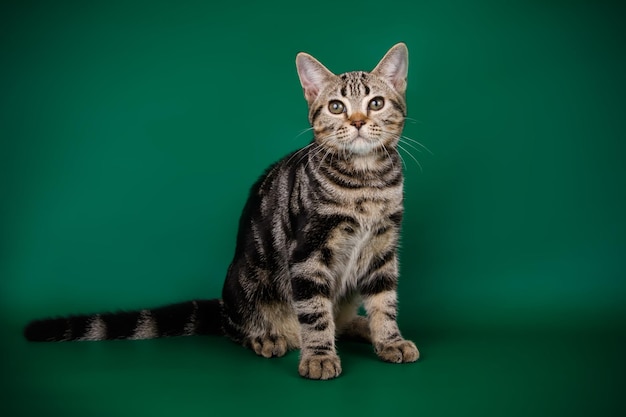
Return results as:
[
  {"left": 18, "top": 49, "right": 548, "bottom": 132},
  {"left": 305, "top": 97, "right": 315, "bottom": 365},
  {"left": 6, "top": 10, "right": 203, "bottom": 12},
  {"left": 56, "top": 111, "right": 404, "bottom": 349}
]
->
[{"left": 296, "top": 43, "right": 408, "bottom": 156}]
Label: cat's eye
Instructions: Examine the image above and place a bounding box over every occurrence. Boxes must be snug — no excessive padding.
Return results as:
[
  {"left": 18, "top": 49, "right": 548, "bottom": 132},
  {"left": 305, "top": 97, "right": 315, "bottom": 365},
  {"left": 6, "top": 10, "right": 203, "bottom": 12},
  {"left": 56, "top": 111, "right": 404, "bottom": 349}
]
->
[
  {"left": 328, "top": 100, "right": 345, "bottom": 114},
  {"left": 368, "top": 97, "right": 385, "bottom": 111}
]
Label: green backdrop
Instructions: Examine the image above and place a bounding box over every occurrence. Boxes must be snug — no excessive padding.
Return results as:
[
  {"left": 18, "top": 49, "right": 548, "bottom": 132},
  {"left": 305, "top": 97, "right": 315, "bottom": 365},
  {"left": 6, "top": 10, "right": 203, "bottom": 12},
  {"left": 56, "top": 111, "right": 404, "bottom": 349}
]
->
[{"left": 1, "top": 0, "right": 624, "bottom": 416}]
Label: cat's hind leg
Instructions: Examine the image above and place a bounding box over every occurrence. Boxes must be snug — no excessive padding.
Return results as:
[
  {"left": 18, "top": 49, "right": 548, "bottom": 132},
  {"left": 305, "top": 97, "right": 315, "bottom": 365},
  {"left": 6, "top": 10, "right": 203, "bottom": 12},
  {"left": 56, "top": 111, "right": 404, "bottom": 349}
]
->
[
  {"left": 337, "top": 315, "right": 371, "bottom": 342},
  {"left": 247, "top": 303, "right": 301, "bottom": 358},
  {"left": 335, "top": 298, "right": 371, "bottom": 342},
  {"left": 250, "top": 334, "right": 289, "bottom": 358}
]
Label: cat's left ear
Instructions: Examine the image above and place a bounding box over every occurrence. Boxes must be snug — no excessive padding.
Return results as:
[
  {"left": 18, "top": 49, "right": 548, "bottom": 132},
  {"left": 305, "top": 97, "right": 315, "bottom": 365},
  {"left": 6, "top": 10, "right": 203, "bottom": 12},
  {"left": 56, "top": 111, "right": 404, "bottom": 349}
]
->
[
  {"left": 296, "top": 52, "right": 335, "bottom": 105},
  {"left": 371, "top": 43, "right": 409, "bottom": 95}
]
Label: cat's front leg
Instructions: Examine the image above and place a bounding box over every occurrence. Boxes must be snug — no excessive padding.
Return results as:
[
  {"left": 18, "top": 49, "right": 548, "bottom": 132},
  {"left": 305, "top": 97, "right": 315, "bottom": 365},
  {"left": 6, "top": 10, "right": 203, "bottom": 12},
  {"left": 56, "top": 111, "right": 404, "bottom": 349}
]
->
[
  {"left": 360, "top": 255, "right": 419, "bottom": 364},
  {"left": 291, "top": 265, "right": 341, "bottom": 380}
]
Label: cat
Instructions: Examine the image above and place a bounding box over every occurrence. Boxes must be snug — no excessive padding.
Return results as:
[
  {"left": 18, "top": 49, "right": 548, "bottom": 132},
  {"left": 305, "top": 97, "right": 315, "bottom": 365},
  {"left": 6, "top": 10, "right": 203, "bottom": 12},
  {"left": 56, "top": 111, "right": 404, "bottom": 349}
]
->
[{"left": 24, "top": 43, "right": 419, "bottom": 380}]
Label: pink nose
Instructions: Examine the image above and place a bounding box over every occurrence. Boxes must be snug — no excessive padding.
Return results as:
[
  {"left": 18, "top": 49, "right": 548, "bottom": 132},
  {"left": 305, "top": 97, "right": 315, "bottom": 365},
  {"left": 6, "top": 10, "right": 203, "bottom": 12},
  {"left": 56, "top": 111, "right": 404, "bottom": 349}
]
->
[{"left": 351, "top": 119, "right": 365, "bottom": 129}]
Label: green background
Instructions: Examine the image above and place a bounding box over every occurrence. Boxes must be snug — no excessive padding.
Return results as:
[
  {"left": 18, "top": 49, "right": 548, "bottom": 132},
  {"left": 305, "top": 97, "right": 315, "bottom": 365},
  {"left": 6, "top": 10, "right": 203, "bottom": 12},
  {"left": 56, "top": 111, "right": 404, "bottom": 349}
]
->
[{"left": 1, "top": 0, "right": 625, "bottom": 416}]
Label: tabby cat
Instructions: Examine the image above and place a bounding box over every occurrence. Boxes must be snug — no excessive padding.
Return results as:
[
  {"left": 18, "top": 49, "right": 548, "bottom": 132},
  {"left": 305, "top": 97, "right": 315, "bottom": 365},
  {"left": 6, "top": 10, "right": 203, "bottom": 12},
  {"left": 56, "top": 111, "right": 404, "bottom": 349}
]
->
[{"left": 24, "top": 43, "right": 419, "bottom": 380}]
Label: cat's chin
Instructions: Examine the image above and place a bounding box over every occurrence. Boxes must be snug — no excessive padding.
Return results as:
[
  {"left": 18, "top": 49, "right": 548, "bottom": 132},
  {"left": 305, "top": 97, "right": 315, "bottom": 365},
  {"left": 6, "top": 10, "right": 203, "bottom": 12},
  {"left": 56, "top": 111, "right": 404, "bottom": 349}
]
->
[{"left": 345, "top": 136, "right": 379, "bottom": 156}]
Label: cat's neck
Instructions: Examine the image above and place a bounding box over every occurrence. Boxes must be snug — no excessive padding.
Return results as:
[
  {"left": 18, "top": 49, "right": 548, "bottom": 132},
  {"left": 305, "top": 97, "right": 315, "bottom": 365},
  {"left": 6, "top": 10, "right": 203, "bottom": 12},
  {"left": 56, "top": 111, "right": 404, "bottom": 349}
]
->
[
  {"left": 311, "top": 144, "right": 399, "bottom": 171},
  {"left": 306, "top": 143, "right": 402, "bottom": 188},
  {"left": 349, "top": 151, "right": 399, "bottom": 173}
]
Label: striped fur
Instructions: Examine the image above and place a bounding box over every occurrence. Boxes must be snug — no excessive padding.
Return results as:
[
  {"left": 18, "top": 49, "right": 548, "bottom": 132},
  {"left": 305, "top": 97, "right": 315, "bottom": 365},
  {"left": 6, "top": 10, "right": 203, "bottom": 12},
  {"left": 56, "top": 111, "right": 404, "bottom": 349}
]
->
[{"left": 24, "top": 43, "right": 419, "bottom": 380}]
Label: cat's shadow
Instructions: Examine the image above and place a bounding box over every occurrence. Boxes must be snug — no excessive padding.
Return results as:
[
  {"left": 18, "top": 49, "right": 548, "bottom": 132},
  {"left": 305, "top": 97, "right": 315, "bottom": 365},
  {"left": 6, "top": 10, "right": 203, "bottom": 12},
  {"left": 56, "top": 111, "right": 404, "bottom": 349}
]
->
[
  {"left": 265, "top": 339, "right": 430, "bottom": 380},
  {"left": 336, "top": 340, "right": 380, "bottom": 369}
]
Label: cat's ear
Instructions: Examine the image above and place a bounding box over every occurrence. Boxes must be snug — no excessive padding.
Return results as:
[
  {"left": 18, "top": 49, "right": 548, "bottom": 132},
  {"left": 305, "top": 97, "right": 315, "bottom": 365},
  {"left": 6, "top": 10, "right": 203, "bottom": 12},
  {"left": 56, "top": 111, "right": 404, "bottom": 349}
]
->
[
  {"left": 371, "top": 43, "right": 409, "bottom": 95},
  {"left": 296, "top": 52, "right": 335, "bottom": 104}
]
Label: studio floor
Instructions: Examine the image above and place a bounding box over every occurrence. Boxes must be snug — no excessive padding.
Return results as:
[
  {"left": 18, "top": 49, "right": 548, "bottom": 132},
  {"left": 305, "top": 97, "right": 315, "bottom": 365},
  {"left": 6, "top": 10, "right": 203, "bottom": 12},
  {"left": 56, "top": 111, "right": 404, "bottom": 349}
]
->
[{"left": 3, "top": 320, "right": 624, "bottom": 417}]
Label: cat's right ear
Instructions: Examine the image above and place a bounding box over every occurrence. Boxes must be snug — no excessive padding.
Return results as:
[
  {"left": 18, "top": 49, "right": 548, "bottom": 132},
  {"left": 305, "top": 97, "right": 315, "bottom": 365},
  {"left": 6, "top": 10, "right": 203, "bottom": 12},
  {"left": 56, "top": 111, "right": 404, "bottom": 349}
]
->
[{"left": 296, "top": 53, "right": 335, "bottom": 105}]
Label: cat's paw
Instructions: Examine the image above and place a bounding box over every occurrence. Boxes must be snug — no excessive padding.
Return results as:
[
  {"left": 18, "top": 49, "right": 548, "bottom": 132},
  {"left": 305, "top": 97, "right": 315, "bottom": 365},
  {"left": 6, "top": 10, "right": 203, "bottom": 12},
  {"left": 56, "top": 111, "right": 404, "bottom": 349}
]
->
[
  {"left": 298, "top": 353, "right": 342, "bottom": 380},
  {"left": 251, "top": 335, "right": 288, "bottom": 358},
  {"left": 376, "top": 339, "right": 419, "bottom": 363}
]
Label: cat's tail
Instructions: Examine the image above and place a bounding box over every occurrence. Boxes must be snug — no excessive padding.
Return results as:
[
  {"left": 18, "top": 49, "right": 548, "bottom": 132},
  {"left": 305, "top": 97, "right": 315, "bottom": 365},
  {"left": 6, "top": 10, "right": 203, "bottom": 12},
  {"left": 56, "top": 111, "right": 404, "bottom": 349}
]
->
[{"left": 24, "top": 299, "right": 224, "bottom": 342}]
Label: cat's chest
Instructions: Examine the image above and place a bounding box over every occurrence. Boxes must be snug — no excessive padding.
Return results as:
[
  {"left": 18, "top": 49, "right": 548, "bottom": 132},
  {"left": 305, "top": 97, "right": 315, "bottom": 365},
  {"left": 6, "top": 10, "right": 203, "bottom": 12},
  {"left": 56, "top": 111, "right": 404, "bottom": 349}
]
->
[
  {"left": 351, "top": 198, "right": 392, "bottom": 223},
  {"left": 317, "top": 185, "right": 402, "bottom": 225},
  {"left": 326, "top": 200, "right": 399, "bottom": 297},
  {"left": 330, "top": 223, "right": 388, "bottom": 298}
]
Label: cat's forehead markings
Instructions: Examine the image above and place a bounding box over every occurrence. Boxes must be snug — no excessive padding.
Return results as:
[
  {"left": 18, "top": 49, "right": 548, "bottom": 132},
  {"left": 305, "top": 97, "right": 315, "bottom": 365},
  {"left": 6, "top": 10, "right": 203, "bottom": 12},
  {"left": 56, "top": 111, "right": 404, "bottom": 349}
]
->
[{"left": 335, "top": 72, "right": 372, "bottom": 98}]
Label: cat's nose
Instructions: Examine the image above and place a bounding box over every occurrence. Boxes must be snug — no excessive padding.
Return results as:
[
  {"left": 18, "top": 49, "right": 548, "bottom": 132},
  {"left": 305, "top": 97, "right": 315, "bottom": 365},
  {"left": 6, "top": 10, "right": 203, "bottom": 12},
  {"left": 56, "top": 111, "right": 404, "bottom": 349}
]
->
[
  {"left": 348, "top": 112, "right": 367, "bottom": 130},
  {"left": 349, "top": 113, "right": 367, "bottom": 130},
  {"left": 351, "top": 119, "right": 366, "bottom": 129}
]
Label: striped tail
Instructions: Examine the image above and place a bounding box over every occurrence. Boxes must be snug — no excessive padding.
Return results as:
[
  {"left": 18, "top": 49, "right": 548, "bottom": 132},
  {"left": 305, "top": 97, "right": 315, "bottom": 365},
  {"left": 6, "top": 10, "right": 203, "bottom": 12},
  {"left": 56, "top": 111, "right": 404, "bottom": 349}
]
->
[{"left": 24, "top": 299, "right": 224, "bottom": 342}]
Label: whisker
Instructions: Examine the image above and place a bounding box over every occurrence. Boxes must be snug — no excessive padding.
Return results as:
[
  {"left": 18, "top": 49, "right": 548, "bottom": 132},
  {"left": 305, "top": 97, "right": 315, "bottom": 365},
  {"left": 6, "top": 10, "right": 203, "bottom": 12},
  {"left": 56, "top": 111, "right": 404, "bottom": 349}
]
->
[
  {"left": 397, "top": 143, "right": 423, "bottom": 172},
  {"left": 320, "top": 147, "right": 334, "bottom": 168},
  {"left": 400, "top": 136, "right": 433, "bottom": 155},
  {"left": 375, "top": 137, "right": 397, "bottom": 171},
  {"left": 326, "top": 140, "right": 338, "bottom": 167},
  {"left": 399, "top": 138, "right": 426, "bottom": 154},
  {"left": 286, "top": 142, "right": 316, "bottom": 166},
  {"left": 304, "top": 139, "right": 333, "bottom": 171},
  {"left": 294, "top": 126, "right": 314, "bottom": 140},
  {"left": 396, "top": 150, "right": 407, "bottom": 170},
  {"left": 403, "top": 117, "right": 423, "bottom": 125},
  {"left": 380, "top": 128, "right": 433, "bottom": 156},
  {"left": 302, "top": 145, "right": 322, "bottom": 168},
  {"left": 378, "top": 124, "right": 434, "bottom": 156}
]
